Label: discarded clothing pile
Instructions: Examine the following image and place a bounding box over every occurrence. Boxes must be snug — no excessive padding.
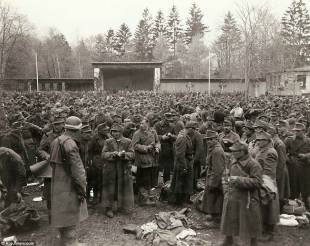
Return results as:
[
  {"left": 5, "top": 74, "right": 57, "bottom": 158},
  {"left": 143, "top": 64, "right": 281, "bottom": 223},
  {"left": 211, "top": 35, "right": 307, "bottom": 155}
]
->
[
  {"left": 123, "top": 208, "right": 208, "bottom": 246},
  {"left": 0, "top": 202, "right": 40, "bottom": 234},
  {"left": 277, "top": 214, "right": 310, "bottom": 228}
]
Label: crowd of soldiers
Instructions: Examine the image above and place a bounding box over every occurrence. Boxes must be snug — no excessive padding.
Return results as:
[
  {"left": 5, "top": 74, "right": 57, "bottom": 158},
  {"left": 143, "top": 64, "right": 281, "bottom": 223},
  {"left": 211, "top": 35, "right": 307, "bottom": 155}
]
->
[{"left": 0, "top": 90, "right": 310, "bottom": 246}]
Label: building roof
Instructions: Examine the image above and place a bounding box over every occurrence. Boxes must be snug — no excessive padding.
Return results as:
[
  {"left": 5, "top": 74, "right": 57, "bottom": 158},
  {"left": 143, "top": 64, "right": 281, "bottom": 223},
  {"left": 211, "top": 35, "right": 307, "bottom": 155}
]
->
[
  {"left": 161, "top": 78, "right": 266, "bottom": 83},
  {"left": 91, "top": 61, "right": 162, "bottom": 69},
  {"left": 285, "top": 66, "right": 310, "bottom": 72},
  {"left": 268, "top": 66, "right": 310, "bottom": 74}
]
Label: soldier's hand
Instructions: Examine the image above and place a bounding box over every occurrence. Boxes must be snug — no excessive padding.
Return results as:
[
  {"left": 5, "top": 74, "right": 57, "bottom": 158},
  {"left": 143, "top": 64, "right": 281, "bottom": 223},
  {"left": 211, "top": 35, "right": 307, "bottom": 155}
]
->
[
  {"left": 119, "top": 151, "right": 126, "bottom": 158},
  {"left": 229, "top": 176, "right": 238, "bottom": 185}
]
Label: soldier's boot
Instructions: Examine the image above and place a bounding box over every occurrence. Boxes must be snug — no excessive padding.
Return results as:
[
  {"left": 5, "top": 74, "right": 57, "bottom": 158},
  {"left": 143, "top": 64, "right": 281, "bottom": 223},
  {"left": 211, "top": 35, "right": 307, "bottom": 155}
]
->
[
  {"left": 259, "top": 224, "right": 274, "bottom": 242},
  {"left": 105, "top": 208, "right": 114, "bottom": 218},
  {"left": 145, "top": 197, "right": 156, "bottom": 206},
  {"left": 146, "top": 190, "right": 156, "bottom": 206},
  {"left": 217, "top": 236, "right": 234, "bottom": 246},
  {"left": 250, "top": 238, "right": 258, "bottom": 246},
  {"left": 138, "top": 188, "right": 148, "bottom": 206},
  {"left": 59, "top": 226, "right": 87, "bottom": 246}
]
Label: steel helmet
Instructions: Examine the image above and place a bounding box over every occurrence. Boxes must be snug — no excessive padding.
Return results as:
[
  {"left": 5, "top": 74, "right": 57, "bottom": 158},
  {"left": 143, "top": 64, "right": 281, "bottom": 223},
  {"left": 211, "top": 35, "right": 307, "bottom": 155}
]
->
[{"left": 65, "top": 116, "right": 82, "bottom": 130}]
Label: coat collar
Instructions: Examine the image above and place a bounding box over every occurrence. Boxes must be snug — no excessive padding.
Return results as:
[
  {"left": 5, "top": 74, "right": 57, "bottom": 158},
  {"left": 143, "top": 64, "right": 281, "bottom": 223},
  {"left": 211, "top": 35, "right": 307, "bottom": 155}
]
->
[{"left": 64, "top": 130, "right": 81, "bottom": 144}]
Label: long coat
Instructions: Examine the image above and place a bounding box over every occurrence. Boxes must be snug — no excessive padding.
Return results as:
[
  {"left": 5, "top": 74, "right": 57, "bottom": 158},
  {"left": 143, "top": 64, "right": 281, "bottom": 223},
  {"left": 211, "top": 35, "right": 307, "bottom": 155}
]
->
[
  {"left": 202, "top": 142, "right": 225, "bottom": 214},
  {"left": 89, "top": 133, "right": 110, "bottom": 168},
  {"left": 170, "top": 131, "right": 194, "bottom": 195},
  {"left": 131, "top": 128, "right": 160, "bottom": 168},
  {"left": 273, "top": 135, "right": 290, "bottom": 200},
  {"left": 0, "top": 147, "right": 27, "bottom": 206},
  {"left": 101, "top": 137, "right": 134, "bottom": 210},
  {"left": 285, "top": 136, "right": 310, "bottom": 201},
  {"left": 49, "top": 132, "right": 88, "bottom": 228},
  {"left": 154, "top": 120, "right": 176, "bottom": 168},
  {"left": 254, "top": 142, "right": 279, "bottom": 225},
  {"left": 221, "top": 155, "right": 263, "bottom": 238}
]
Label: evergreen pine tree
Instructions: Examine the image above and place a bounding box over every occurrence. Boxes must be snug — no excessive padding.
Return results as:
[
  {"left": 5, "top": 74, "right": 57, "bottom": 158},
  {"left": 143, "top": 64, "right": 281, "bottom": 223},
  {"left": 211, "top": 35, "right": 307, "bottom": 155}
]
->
[
  {"left": 184, "top": 2, "right": 208, "bottom": 44},
  {"left": 115, "top": 23, "right": 132, "bottom": 56},
  {"left": 92, "top": 34, "right": 106, "bottom": 61},
  {"left": 281, "top": 0, "right": 310, "bottom": 66},
  {"left": 214, "top": 11, "right": 242, "bottom": 77},
  {"left": 105, "top": 29, "right": 117, "bottom": 57},
  {"left": 166, "top": 5, "right": 183, "bottom": 56},
  {"left": 153, "top": 10, "right": 167, "bottom": 41},
  {"left": 134, "top": 8, "right": 155, "bottom": 61}
]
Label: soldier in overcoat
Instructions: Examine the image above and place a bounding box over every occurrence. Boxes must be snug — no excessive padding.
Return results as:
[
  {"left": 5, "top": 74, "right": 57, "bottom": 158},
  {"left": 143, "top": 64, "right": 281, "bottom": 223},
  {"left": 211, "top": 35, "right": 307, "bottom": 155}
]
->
[
  {"left": 154, "top": 112, "right": 177, "bottom": 183},
  {"left": 202, "top": 130, "right": 226, "bottom": 224},
  {"left": 49, "top": 116, "right": 88, "bottom": 246},
  {"left": 101, "top": 123, "right": 134, "bottom": 218},
  {"left": 220, "top": 141, "right": 262, "bottom": 246},
  {"left": 170, "top": 121, "right": 195, "bottom": 205},
  {"left": 267, "top": 124, "right": 290, "bottom": 210},
  {"left": 285, "top": 123, "right": 310, "bottom": 210},
  {"left": 254, "top": 131, "right": 279, "bottom": 241},
  {"left": 88, "top": 123, "right": 110, "bottom": 204},
  {"left": 131, "top": 118, "right": 160, "bottom": 205},
  {"left": 37, "top": 115, "right": 64, "bottom": 222}
]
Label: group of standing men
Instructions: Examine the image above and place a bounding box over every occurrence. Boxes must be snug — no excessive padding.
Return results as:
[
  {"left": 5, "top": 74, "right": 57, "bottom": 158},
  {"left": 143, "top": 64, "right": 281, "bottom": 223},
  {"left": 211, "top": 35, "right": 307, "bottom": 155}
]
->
[{"left": 0, "top": 93, "right": 310, "bottom": 246}]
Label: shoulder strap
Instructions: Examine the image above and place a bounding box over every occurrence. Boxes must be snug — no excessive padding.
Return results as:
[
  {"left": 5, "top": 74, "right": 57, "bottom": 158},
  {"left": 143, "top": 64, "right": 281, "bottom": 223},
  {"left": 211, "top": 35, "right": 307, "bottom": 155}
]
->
[
  {"left": 57, "top": 136, "right": 72, "bottom": 175},
  {"left": 234, "top": 161, "right": 249, "bottom": 177}
]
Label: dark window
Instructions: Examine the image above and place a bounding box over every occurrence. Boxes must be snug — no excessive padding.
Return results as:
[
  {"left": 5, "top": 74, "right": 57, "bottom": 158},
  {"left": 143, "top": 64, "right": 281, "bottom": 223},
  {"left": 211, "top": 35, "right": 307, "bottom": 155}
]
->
[{"left": 297, "top": 75, "right": 306, "bottom": 89}]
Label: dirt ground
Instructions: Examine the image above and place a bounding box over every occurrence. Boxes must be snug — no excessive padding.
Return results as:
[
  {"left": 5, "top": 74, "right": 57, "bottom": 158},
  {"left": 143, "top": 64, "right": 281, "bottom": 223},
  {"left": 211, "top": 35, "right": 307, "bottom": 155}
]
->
[{"left": 8, "top": 190, "right": 310, "bottom": 246}]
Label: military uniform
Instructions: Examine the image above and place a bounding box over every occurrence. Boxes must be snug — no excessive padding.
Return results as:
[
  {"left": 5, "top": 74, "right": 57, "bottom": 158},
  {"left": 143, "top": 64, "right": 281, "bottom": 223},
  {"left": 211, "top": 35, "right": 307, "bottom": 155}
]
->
[
  {"left": 254, "top": 136, "right": 279, "bottom": 239},
  {"left": 38, "top": 131, "right": 60, "bottom": 222},
  {"left": 202, "top": 141, "right": 225, "bottom": 215},
  {"left": 189, "top": 130, "right": 205, "bottom": 190},
  {"left": 170, "top": 130, "right": 194, "bottom": 204},
  {"left": 132, "top": 127, "right": 160, "bottom": 204},
  {"left": 88, "top": 132, "right": 110, "bottom": 203},
  {"left": 154, "top": 119, "right": 177, "bottom": 182},
  {"left": 49, "top": 116, "right": 87, "bottom": 246},
  {"left": 221, "top": 153, "right": 262, "bottom": 240},
  {"left": 285, "top": 135, "right": 310, "bottom": 206},
  {"left": 101, "top": 136, "right": 134, "bottom": 212}
]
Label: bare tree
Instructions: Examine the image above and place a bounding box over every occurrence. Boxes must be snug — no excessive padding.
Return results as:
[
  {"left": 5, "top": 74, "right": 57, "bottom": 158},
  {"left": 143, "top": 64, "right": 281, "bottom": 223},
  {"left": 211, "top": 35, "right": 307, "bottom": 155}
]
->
[
  {"left": 236, "top": 1, "right": 270, "bottom": 99},
  {"left": 0, "top": 1, "right": 31, "bottom": 78}
]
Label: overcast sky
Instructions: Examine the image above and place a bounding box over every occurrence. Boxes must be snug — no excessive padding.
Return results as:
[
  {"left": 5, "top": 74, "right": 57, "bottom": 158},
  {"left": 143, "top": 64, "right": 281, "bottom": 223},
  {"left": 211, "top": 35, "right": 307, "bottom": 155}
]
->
[{"left": 10, "top": 0, "right": 301, "bottom": 45}]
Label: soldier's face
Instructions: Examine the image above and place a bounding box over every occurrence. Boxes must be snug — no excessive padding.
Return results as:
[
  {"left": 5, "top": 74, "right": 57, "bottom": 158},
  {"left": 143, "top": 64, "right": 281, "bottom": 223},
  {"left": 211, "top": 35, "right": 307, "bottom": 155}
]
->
[
  {"left": 53, "top": 123, "right": 64, "bottom": 133},
  {"left": 113, "top": 116, "right": 122, "bottom": 124},
  {"left": 243, "top": 127, "right": 252, "bottom": 136},
  {"left": 98, "top": 127, "right": 109, "bottom": 135},
  {"left": 256, "top": 139, "right": 269, "bottom": 148},
  {"left": 278, "top": 127, "right": 287, "bottom": 136},
  {"left": 111, "top": 130, "right": 121, "bottom": 139},
  {"left": 231, "top": 149, "right": 245, "bottom": 160},
  {"left": 206, "top": 137, "right": 217, "bottom": 146},
  {"left": 82, "top": 132, "right": 92, "bottom": 140},
  {"left": 254, "top": 127, "right": 264, "bottom": 133},
  {"left": 294, "top": 130, "right": 304, "bottom": 138},
  {"left": 140, "top": 120, "right": 149, "bottom": 131},
  {"left": 223, "top": 125, "right": 231, "bottom": 133}
]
